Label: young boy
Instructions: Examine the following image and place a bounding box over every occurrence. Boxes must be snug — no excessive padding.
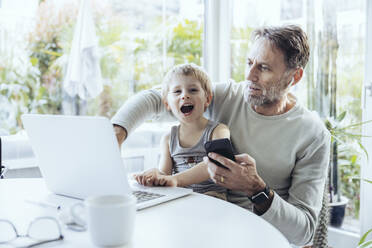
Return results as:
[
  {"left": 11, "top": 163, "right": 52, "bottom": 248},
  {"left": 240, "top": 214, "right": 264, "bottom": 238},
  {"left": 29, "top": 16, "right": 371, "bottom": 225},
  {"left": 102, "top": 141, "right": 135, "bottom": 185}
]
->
[{"left": 133, "top": 63, "right": 230, "bottom": 200}]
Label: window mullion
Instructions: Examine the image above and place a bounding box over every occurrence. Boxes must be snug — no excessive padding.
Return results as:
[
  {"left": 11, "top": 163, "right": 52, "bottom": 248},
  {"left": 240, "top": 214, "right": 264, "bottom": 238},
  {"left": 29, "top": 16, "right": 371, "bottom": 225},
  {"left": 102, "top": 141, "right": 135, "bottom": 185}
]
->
[{"left": 204, "top": 0, "right": 231, "bottom": 83}]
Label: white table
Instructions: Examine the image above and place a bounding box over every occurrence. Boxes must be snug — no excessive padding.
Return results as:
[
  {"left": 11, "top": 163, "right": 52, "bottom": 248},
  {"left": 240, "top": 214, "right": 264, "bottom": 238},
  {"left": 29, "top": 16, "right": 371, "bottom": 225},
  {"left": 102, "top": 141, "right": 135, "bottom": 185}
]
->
[{"left": 0, "top": 179, "right": 291, "bottom": 248}]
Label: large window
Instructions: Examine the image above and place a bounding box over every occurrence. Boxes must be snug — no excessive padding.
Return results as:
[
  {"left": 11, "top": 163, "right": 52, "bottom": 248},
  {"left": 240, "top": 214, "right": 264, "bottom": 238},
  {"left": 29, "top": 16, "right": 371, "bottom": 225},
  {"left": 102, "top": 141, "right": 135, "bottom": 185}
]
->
[
  {"left": 230, "top": 0, "right": 366, "bottom": 232},
  {"left": 0, "top": 0, "right": 204, "bottom": 133}
]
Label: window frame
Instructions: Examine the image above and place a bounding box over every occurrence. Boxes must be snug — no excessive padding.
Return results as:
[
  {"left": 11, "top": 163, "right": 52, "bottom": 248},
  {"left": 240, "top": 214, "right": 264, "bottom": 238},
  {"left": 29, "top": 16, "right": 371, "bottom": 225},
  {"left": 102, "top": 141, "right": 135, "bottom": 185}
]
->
[{"left": 203, "top": 0, "right": 231, "bottom": 83}]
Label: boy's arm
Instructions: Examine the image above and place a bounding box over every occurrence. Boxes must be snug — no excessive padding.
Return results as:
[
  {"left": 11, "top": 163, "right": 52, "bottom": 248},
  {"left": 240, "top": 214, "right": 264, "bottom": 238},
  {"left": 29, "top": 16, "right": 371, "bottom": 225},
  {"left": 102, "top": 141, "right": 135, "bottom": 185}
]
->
[
  {"left": 170, "top": 124, "right": 231, "bottom": 187},
  {"left": 158, "top": 133, "right": 173, "bottom": 175},
  {"left": 133, "top": 132, "right": 172, "bottom": 186},
  {"left": 172, "top": 161, "right": 208, "bottom": 187}
]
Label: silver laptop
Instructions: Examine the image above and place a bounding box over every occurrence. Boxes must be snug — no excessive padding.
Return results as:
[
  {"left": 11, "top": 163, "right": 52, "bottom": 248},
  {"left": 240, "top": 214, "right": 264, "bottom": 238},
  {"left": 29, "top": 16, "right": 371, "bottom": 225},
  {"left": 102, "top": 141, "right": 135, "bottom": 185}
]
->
[{"left": 21, "top": 114, "right": 192, "bottom": 210}]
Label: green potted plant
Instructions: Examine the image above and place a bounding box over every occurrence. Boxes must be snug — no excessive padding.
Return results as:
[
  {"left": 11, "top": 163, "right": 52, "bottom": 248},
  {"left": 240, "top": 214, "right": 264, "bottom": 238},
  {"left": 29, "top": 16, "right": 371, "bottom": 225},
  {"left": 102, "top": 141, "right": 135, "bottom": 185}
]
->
[{"left": 324, "top": 111, "right": 371, "bottom": 227}]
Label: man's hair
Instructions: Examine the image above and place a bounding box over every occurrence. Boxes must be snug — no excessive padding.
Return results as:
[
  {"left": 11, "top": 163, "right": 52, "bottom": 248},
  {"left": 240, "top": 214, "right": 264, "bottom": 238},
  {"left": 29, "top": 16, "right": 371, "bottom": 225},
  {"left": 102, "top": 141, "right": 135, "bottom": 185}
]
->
[
  {"left": 252, "top": 25, "right": 310, "bottom": 69},
  {"left": 162, "top": 63, "right": 212, "bottom": 102}
]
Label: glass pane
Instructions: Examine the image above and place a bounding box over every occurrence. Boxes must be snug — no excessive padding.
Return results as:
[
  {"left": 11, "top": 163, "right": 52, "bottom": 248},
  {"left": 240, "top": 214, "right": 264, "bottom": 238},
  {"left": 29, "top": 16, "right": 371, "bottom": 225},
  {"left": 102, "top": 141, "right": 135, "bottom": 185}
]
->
[
  {"left": 0, "top": 220, "right": 17, "bottom": 242},
  {"left": 0, "top": 0, "right": 39, "bottom": 134},
  {"left": 231, "top": 0, "right": 365, "bottom": 231},
  {"left": 0, "top": 0, "right": 204, "bottom": 131},
  {"left": 86, "top": 0, "right": 204, "bottom": 117}
]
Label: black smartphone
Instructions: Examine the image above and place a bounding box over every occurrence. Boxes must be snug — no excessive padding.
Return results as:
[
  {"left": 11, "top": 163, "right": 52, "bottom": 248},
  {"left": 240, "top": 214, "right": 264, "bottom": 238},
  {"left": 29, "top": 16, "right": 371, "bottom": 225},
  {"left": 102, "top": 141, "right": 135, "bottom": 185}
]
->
[{"left": 204, "top": 138, "right": 235, "bottom": 170}]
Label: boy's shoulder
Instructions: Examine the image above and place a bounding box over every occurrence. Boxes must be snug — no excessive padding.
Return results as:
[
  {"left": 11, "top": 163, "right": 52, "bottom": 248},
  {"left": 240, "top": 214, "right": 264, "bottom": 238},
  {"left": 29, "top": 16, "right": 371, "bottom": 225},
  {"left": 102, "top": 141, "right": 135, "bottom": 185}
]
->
[
  {"left": 161, "top": 130, "right": 172, "bottom": 142},
  {"left": 215, "top": 122, "right": 229, "bottom": 130},
  {"left": 210, "top": 122, "right": 230, "bottom": 140}
]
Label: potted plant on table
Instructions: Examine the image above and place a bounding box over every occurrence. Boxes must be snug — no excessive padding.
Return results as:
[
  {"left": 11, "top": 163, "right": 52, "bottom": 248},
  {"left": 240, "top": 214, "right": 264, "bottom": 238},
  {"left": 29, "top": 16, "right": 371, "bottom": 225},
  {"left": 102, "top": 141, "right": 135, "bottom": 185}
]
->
[{"left": 324, "top": 111, "right": 371, "bottom": 227}]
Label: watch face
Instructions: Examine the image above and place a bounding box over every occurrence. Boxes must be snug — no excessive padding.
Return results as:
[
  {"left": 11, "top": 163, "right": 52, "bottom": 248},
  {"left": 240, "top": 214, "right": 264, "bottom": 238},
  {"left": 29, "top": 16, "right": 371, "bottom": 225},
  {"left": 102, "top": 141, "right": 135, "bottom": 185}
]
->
[{"left": 251, "top": 191, "right": 269, "bottom": 204}]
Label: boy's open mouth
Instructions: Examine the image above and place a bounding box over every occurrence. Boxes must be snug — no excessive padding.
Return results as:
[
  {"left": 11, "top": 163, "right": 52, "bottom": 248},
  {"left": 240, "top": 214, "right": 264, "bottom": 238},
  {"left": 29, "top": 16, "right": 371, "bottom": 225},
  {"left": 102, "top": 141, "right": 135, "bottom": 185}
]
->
[{"left": 180, "top": 104, "right": 194, "bottom": 114}]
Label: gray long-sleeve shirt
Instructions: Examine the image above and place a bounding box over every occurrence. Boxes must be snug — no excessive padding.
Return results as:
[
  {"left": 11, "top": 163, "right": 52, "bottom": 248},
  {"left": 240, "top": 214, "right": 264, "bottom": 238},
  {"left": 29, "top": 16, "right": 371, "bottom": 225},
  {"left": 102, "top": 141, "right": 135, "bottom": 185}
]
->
[{"left": 112, "top": 80, "right": 331, "bottom": 246}]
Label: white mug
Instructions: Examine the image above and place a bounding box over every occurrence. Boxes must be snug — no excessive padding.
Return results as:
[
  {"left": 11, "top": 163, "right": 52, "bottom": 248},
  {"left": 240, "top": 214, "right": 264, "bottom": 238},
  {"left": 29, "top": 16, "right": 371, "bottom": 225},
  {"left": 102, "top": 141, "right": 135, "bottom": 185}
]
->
[{"left": 71, "top": 194, "right": 136, "bottom": 246}]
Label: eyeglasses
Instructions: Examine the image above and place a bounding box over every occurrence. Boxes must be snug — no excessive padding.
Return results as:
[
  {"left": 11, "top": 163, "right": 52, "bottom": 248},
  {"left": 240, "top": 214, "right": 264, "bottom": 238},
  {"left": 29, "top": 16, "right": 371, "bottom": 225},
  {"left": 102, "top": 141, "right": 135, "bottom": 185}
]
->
[{"left": 0, "top": 217, "right": 64, "bottom": 247}]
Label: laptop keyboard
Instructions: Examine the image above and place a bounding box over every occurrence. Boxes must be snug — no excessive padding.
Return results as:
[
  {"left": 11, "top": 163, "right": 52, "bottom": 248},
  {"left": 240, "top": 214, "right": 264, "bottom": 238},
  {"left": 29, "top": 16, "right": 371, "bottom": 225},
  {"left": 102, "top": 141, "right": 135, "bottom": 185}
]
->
[{"left": 132, "top": 190, "right": 165, "bottom": 203}]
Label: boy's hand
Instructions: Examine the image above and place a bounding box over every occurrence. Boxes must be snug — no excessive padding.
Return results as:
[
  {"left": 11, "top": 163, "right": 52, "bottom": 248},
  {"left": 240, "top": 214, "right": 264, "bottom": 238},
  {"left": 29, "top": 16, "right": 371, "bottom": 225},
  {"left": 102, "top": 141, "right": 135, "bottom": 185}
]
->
[
  {"left": 133, "top": 169, "right": 177, "bottom": 187},
  {"left": 156, "top": 175, "right": 178, "bottom": 187},
  {"left": 133, "top": 168, "right": 162, "bottom": 186}
]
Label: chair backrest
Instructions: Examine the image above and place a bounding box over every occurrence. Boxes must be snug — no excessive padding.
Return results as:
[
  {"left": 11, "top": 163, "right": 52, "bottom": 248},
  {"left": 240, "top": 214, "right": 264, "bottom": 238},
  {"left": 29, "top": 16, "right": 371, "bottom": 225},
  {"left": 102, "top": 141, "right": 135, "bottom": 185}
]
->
[{"left": 312, "top": 180, "right": 330, "bottom": 248}]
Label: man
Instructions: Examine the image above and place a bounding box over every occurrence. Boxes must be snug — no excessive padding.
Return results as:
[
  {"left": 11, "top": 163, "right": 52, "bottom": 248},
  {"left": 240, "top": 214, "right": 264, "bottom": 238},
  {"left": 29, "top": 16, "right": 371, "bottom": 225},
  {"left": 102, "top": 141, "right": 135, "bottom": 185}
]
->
[{"left": 112, "top": 25, "right": 330, "bottom": 246}]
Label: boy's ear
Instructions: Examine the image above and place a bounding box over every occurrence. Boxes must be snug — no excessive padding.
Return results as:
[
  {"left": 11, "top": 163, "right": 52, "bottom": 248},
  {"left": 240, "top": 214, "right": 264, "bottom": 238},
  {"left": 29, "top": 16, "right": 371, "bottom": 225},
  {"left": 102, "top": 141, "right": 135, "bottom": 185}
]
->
[
  {"left": 163, "top": 99, "right": 171, "bottom": 111},
  {"left": 205, "top": 93, "right": 213, "bottom": 108}
]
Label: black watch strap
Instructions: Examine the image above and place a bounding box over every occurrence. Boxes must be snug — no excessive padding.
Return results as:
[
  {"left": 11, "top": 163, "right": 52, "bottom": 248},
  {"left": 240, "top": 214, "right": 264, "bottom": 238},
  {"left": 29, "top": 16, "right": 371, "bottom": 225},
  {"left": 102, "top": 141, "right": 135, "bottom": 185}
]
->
[{"left": 249, "top": 186, "right": 271, "bottom": 204}]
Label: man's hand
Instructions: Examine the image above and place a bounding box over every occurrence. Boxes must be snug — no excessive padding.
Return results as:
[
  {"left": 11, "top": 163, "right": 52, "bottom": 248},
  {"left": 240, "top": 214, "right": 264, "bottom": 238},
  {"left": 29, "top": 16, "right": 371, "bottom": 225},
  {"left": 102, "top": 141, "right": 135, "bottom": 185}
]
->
[
  {"left": 113, "top": 124, "right": 127, "bottom": 146},
  {"left": 204, "top": 153, "right": 274, "bottom": 215},
  {"left": 204, "top": 153, "right": 266, "bottom": 197}
]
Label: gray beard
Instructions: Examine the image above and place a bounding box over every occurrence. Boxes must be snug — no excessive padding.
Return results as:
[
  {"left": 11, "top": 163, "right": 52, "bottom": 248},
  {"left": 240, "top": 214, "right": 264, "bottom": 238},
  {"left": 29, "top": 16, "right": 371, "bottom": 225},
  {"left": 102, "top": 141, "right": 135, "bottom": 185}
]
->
[{"left": 243, "top": 81, "right": 289, "bottom": 107}]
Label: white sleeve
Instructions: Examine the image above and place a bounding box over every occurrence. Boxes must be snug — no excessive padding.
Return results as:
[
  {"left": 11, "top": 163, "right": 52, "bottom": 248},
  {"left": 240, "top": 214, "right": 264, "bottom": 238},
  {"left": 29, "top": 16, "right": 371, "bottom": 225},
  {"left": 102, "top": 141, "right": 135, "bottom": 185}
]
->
[{"left": 111, "top": 87, "right": 173, "bottom": 135}]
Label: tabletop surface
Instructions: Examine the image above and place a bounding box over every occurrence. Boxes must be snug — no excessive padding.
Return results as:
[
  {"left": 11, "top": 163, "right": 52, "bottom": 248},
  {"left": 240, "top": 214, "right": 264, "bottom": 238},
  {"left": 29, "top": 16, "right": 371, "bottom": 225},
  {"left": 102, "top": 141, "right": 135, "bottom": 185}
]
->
[{"left": 0, "top": 179, "right": 291, "bottom": 248}]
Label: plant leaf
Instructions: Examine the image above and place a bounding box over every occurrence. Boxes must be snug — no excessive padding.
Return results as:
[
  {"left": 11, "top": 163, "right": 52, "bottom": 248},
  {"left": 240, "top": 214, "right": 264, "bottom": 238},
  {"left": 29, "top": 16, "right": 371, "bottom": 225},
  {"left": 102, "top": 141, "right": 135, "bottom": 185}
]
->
[
  {"left": 359, "top": 228, "right": 372, "bottom": 245},
  {"left": 357, "top": 240, "right": 372, "bottom": 248},
  {"left": 351, "top": 155, "right": 357, "bottom": 164},
  {"left": 340, "top": 119, "right": 372, "bottom": 130},
  {"left": 358, "top": 141, "right": 369, "bottom": 161},
  {"left": 336, "top": 111, "right": 347, "bottom": 122},
  {"left": 30, "top": 57, "right": 38, "bottom": 66},
  {"left": 362, "top": 179, "right": 372, "bottom": 184},
  {"left": 40, "top": 49, "right": 62, "bottom": 57},
  {"left": 350, "top": 177, "right": 372, "bottom": 184}
]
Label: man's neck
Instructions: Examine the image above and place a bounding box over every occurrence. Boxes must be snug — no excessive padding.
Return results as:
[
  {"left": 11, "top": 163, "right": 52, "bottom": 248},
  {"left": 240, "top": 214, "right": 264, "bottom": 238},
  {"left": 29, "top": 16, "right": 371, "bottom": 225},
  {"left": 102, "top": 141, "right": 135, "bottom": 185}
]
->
[{"left": 252, "top": 93, "right": 297, "bottom": 116}]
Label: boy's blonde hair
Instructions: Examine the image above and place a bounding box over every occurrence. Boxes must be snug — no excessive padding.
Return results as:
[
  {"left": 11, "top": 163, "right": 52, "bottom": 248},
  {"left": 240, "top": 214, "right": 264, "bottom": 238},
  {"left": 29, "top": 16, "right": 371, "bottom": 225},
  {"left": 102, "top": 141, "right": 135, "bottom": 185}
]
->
[{"left": 161, "top": 63, "right": 213, "bottom": 102}]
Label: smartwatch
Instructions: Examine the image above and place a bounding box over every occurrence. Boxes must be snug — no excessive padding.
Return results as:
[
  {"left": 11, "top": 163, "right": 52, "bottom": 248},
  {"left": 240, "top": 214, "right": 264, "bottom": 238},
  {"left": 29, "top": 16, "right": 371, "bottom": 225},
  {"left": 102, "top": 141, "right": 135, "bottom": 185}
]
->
[{"left": 249, "top": 186, "right": 271, "bottom": 204}]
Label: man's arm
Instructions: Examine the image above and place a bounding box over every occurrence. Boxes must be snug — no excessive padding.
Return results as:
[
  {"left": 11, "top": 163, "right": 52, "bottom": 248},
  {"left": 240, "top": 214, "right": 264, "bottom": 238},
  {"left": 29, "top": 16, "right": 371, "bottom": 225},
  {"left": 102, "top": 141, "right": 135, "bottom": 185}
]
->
[
  {"left": 258, "top": 131, "right": 330, "bottom": 245},
  {"left": 111, "top": 87, "right": 172, "bottom": 144},
  {"left": 113, "top": 124, "right": 127, "bottom": 146},
  {"left": 206, "top": 130, "right": 331, "bottom": 246},
  {"left": 111, "top": 82, "right": 232, "bottom": 145}
]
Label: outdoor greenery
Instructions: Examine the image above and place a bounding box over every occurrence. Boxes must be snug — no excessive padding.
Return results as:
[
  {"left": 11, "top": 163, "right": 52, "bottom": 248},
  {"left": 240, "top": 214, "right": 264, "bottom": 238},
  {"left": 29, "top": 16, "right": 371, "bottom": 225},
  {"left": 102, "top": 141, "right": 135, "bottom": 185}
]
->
[
  {"left": 28, "top": 1, "right": 78, "bottom": 115},
  {"left": 230, "top": 26, "right": 253, "bottom": 82},
  {"left": 0, "top": 1, "right": 203, "bottom": 131},
  {"left": 0, "top": 51, "right": 44, "bottom": 133}
]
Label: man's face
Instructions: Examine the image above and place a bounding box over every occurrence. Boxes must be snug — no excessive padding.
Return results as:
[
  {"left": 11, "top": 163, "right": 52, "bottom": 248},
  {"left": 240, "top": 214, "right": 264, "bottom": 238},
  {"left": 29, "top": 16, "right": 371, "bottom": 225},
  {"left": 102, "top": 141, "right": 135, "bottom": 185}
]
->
[{"left": 244, "top": 38, "right": 293, "bottom": 107}]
